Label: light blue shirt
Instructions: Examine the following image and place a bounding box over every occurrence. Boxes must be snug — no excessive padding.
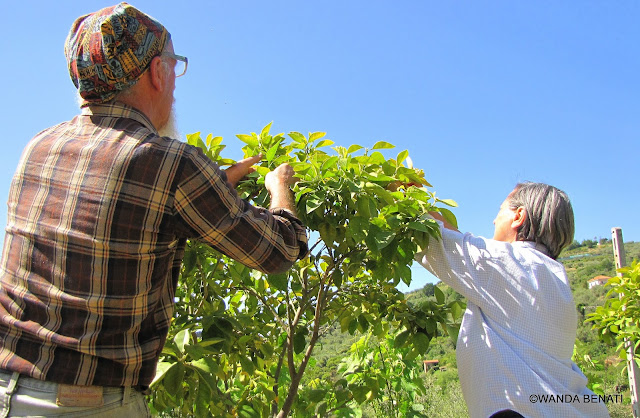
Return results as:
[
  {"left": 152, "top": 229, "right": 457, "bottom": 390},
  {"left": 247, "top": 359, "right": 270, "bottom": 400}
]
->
[{"left": 415, "top": 222, "right": 610, "bottom": 418}]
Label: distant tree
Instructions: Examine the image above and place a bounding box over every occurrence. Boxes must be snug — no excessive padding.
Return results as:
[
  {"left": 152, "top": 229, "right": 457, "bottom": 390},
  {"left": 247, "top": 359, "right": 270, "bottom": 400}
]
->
[
  {"left": 598, "top": 258, "right": 615, "bottom": 275},
  {"left": 566, "top": 240, "right": 582, "bottom": 251},
  {"left": 423, "top": 283, "right": 435, "bottom": 297}
]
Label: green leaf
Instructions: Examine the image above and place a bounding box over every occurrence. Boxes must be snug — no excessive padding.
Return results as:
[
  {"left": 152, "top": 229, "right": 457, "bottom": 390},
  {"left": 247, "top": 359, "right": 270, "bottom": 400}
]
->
[
  {"left": 350, "top": 385, "right": 369, "bottom": 404},
  {"left": 434, "top": 286, "right": 445, "bottom": 304},
  {"left": 450, "top": 301, "right": 465, "bottom": 321},
  {"left": 236, "top": 134, "right": 258, "bottom": 147},
  {"left": 368, "top": 151, "right": 386, "bottom": 164},
  {"left": 374, "top": 230, "right": 395, "bottom": 250},
  {"left": 240, "top": 356, "right": 255, "bottom": 374},
  {"left": 332, "top": 269, "right": 343, "bottom": 288},
  {"left": 413, "top": 332, "right": 430, "bottom": 354},
  {"left": 260, "top": 122, "right": 273, "bottom": 138},
  {"left": 174, "top": 329, "right": 190, "bottom": 356},
  {"left": 199, "top": 338, "right": 226, "bottom": 347},
  {"left": 348, "top": 318, "right": 358, "bottom": 335},
  {"left": 340, "top": 315, "right": 353, "bottom": 333},
  {"left": 396, "top": 150, "right": 409, "bottom": 165},
  {"left": 207, "top": 135, "right": 223, "bottom": 147},
  {"left": 186, "top": 132, "right": 203, "bottom": 147},
  {"left": 358, "top": 314, "right": 370, "bottom": 332},
  {"left": 163, "top": 362, "right": 185, "bottom": 394},
  {"left": 438, "top": 207, "right": 458, "bottom": 230},
  {"left": 266, "top": 143, "right": 280, "bottom": 162},
  {"left": 238, "top": 405, "right": 258, "bottom": 418},
  {"left": 347, "top": 144, "right": 364, "bottom": 154},
  {"left": 189, "top": 358, "right": 219, "bottom": 391},
  {"left": 151, "top": 361, "right": 175, "bottom": 387},
  {"left": 315, "top": 400, "right": 329, "bottom": 416},
  {"left": 437, "top": 198, "right": 458, "bottom": 207},
  {"left": 357, "top": 196, "right": 371, "bottom": 218},
  {"left": 308, "top": 389, "right": 326, "bottom": 403},
  {"left": 305, "top": 196, "right": 323, "bottom": 214},
  {"left": 348, "top": 216, "right": 368, "bottom": 242},
  {"left": 365, "top": 183, "right": 395, "bottom": 205},
  {"left": 395, "top": 329, "right": 411, "bottom": 348},
  {"left": 321, "top": 156, "right": 339, "bottom": 171},
  {"left": 316, "top": 139, "right": 335, "bottom": 148},
  {"left": 372, "top": 141, "right": 395, "bottom": 150},
  {"left": 294, "top": 330, "right": 307, "bottom": 354},
  {"left": 425, "top": 318, "right": 437, "bottom": 336},
  {"left": 182, "top": 248, "right": 197, "bottom": 276},
  {"left": 309, "top": 132, "right": 327, "bottom": 142},
  {"left": 446, "top": 324, "right": 461, "bottom": 344},
  {"left": 408, "top": 221, "right": 429, "bottom": 232},
  {"left": 267, "top": 273, "right": 288, "bottom": 292},
  {"left": 195, "top": 380, "right": 213, "bottom": 418},
  {"left": 288, "top": 131, "right": 306, "bottom": 144}
]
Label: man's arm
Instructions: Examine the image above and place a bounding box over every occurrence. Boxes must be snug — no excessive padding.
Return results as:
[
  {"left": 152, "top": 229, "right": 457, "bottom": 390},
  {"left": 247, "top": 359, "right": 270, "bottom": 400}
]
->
[{"left": 175, "top": 149, "right": 307, "bottom": 275}]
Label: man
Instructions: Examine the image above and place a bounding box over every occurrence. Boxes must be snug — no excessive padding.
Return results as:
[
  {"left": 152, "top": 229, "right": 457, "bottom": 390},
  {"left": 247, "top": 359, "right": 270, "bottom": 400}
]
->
[
  {"left": 416, "top": 183, "right": 609, "bottom": 417},
  {"left": 0, "top": 3, "right": 307, "bottom": 416}
]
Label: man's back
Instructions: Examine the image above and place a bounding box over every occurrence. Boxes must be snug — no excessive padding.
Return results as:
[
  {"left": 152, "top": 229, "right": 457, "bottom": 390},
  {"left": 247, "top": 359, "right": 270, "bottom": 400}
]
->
[{"left": 0, "top": 103, "right": 307, "bottom": 388}]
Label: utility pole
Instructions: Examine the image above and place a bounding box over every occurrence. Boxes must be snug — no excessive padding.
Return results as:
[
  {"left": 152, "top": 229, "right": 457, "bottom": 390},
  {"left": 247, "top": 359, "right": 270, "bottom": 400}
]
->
[{"left": 611, "top": 227, "right": 639, "bottom": 418}]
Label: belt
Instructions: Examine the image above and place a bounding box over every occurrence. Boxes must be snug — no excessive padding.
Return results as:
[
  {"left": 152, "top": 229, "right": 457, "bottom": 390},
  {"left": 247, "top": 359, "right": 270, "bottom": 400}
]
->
[{"left": 0, "top": 369, "right": 150, "bottom": 397}]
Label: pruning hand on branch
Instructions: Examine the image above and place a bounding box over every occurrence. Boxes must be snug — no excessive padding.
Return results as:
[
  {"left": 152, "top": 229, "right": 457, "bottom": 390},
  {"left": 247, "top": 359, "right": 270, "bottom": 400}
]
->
[
  {"left": 266, "top": 163, "right": 298, "bottom": 215},
  {"left": 224, "top": 154, "right": 262, "bottom": 188}
]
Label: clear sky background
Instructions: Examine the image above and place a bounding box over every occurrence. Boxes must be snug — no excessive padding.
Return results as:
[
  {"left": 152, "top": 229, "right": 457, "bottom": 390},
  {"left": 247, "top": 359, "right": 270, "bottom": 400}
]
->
[{"left": 1, "top": 1, "right": 638, "bottom": 292}]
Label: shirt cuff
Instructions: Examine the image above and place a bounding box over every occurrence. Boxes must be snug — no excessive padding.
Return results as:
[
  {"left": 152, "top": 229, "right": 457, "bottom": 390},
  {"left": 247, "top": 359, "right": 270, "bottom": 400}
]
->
[{"left": 269, "top": 207, "right": 309, "bottom": 259}]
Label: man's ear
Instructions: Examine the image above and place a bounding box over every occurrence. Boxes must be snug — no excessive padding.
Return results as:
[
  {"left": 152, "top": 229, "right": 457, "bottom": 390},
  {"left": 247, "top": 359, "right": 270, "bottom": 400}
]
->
[
  {"left": 148, "top": 56, "right": 168, "bottom": 92},
  {"left": 511, "top": 206, "right": 527, "bottom": 230}
]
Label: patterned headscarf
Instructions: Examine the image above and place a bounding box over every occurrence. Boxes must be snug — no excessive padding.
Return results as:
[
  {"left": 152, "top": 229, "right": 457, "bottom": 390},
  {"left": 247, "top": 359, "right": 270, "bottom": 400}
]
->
[{"left": 64, "top": 3, "right": 169, "bottom": 104}]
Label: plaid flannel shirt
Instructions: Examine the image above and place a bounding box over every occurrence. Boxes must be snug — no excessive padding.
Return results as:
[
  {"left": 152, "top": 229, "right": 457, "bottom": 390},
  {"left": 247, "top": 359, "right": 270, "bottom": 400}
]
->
[{"left": 0, "top": 103, "right": 307, "bottom": 387}]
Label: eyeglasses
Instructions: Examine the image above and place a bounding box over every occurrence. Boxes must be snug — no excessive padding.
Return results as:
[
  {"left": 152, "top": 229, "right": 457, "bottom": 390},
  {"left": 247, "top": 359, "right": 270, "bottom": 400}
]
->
[{"left": 162, "top": 52, "right": 188, "bottom": 77}]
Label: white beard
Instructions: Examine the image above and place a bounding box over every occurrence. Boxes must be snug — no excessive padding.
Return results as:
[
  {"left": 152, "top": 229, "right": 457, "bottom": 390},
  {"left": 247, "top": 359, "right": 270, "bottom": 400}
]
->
[{"left": 158, "top": 106, "right": 181, "bottom": 139}]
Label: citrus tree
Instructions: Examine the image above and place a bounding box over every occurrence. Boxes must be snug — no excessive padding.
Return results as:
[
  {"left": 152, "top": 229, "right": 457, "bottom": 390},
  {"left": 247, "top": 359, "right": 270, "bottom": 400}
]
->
[
  {"left": 587, "top": 260, "right": 640, "bottom": 369},
  {"left": 148, "top": 124, "right": 463, "bottom": 417}
]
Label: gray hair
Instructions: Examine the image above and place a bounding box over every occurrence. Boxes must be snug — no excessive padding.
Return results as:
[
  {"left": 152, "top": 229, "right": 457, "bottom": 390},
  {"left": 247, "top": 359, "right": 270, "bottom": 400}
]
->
[{"left": 507, "top": 182, "right": 575, "bottom": 259}]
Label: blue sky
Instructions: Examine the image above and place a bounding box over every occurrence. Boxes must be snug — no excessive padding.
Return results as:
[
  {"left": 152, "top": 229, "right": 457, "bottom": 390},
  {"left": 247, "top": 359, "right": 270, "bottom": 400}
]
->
[{"left": 1, "top": 1, "right": 638, "bottom": 292}]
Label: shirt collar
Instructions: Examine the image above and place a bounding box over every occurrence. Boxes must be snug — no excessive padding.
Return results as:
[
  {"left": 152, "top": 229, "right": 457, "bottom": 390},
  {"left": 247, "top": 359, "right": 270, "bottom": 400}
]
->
[
  {"left": 517, "top": 240, "right": 551, "bottom": 257},
  {"left": 81, "top": 102, "right": 158, "bottom": 135}
]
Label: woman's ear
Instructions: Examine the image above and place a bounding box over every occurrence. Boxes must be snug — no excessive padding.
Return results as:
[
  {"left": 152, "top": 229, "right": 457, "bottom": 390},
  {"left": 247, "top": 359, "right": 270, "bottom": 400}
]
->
[{"left": 511, "top": 206, "right": 527, "bottom": 229}]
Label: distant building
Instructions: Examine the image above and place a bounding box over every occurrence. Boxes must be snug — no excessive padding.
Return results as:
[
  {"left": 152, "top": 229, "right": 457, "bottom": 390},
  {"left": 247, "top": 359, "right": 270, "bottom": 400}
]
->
[
  {"left": 423, "top": 359, "right": 440, "bottom": 372},
  {"left": 588, "top": 275, "right": 610, "bottom": 289}
]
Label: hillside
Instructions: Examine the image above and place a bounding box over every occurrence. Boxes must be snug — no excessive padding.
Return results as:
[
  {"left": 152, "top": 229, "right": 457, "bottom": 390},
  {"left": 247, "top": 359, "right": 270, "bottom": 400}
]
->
[{"left": 560, "top": 239, "right": 640, "bottom": 290}]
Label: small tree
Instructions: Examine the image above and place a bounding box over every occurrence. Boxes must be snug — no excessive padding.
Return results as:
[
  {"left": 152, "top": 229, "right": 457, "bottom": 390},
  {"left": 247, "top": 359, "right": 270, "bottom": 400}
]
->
[
  {"left": 149, "top": 124, "right": 462, "bottom": 417},
  {"left": 587, "top": 260, "right": 640, "bottom": 368}
]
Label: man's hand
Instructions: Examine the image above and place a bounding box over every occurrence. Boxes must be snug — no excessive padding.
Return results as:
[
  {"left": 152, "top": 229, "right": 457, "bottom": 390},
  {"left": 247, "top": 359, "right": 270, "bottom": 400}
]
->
[
  {"left": 224, "top": 154, "right": 262, "bottom": 188},
  {"left": 265, "top": 163, "right": 297, "bottom": 214},
  {"left": 265, "top": 163, "right": 296, "bottom": 193}
]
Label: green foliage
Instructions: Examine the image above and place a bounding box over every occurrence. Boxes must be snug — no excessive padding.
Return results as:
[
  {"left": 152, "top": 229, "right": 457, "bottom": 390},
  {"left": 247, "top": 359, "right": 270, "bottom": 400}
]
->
[
  {"left": 338, "top": 333, "right": 429, "bottom": 417},
  {"left": 419, "top": 372, "right": 468, "bottom": 418},
  {"left": 149, "top": 124, "right": 459, "bottom": 417},
  {"left": 587, "top": 260, "right": 640, "bottom": 369}
]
